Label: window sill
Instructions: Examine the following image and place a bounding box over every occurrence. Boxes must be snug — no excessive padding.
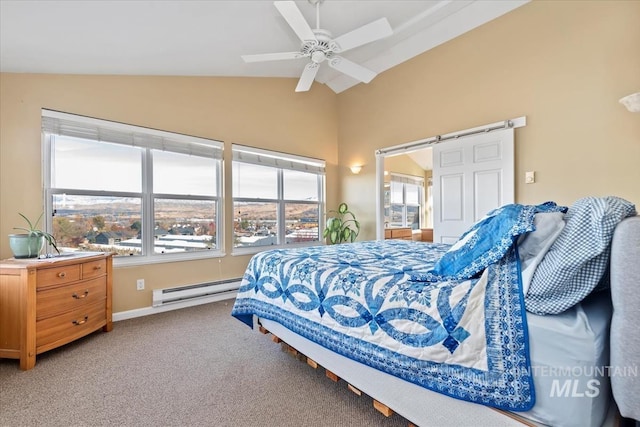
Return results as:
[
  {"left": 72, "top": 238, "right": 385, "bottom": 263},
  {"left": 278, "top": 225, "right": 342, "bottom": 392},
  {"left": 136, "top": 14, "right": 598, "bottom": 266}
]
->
[{"left": 113, "top": 250, "right": 225, "bottom": 267}]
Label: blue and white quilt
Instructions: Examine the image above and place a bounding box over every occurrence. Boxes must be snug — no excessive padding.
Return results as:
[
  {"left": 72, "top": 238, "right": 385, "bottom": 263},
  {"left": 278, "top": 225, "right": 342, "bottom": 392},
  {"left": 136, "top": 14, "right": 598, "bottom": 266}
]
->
[{"left": 232, "top": 239, "right": 535, "bottom": 411}]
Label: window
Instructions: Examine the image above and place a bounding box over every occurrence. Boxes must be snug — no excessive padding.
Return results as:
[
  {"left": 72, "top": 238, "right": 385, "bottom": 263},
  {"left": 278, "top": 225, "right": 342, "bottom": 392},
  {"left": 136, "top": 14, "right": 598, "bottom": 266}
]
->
[
  {"left": 232, "top": 144, "right": 325, "bottom": 252},
  {"left": 42, "top": 109, "right": 223, "bottom": 265},
  {"left": 386, "top": 174, "right": 424, "bottom": 229}
]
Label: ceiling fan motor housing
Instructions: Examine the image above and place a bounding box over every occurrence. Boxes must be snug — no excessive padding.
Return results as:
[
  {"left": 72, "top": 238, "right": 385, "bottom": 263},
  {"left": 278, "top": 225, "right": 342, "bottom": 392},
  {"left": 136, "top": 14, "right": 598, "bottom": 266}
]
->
[{"left": 302, "top": 29, "right": 337, "bottom": 63}]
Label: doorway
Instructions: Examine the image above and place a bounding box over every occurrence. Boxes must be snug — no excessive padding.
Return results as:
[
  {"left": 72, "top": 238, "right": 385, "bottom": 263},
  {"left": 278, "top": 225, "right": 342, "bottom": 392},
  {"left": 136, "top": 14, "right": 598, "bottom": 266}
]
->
[{"left": 375, "top": 117, "right": 525, "bottom": 242}]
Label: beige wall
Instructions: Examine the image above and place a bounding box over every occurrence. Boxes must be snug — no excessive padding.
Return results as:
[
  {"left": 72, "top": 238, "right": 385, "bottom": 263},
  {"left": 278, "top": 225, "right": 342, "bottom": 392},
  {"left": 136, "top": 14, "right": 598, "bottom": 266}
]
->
[
  {"left": 1, "top": 0, "right": 638, "bottom": 313},
  {"left": 0, "top": 74, "right": 338, "bottom": 312},
  {"left": 384, "top": 154, "right": 425, "bottom": 179},
  {"left": 337, "top": 0, "right": 640, "bottom": 240}
]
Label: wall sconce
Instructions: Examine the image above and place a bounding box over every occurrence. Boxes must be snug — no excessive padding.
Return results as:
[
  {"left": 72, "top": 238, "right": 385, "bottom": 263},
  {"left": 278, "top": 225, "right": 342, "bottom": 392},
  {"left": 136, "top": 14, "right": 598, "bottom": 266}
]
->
[
  {"left": 350, "top": 165, "right": 362, "bottom": 174},
  {"left": 619, "top": 92, "right": 640, "bottom": 112}
]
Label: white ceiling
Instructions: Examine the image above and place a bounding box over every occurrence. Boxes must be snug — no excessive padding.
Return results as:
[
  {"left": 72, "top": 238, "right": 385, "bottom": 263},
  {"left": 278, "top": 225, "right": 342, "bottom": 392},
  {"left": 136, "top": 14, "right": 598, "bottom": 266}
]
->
[{"left": 0, "top": 0, "right": 528, "bottom": 93}]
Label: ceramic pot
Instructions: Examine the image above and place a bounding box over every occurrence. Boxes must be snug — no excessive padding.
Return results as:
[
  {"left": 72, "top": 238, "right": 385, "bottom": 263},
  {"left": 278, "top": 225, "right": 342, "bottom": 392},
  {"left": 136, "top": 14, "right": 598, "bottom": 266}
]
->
[{"left": 8, "top": 234, "right": 44, "bottom": 258}]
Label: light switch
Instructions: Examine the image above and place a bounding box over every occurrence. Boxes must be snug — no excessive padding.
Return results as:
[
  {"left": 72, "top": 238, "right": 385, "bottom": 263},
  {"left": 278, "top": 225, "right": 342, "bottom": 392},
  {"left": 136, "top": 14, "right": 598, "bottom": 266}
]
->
[{"left": 525, "top": 171, "right": 535, "bottom": 184}]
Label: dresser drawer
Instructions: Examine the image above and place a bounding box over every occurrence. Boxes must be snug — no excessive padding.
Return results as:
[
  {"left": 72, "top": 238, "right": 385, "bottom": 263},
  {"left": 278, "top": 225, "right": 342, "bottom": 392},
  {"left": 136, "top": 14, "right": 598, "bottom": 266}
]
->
[
  {"left": 36, "top": 264, "right": 81, "bottom": 289},
  {"left": 36, "top": 277, "right": 107, "bottom": 320},
  {"left": 36, "top": 300, "right": 106, "bottom": 352},
  {"left": 82, "top": 258, "right": 107, "bottom": 280}
]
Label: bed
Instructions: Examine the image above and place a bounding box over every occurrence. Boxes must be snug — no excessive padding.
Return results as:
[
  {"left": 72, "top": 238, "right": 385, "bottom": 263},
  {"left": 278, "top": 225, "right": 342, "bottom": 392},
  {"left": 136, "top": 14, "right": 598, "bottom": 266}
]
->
[{"left": 231, "top": 197, "right": 638, "bottom": 427}]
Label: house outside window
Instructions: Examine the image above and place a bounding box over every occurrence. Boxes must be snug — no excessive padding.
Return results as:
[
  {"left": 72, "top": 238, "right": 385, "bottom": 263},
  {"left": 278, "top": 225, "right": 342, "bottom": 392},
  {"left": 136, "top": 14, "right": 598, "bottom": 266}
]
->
[
  {"left": 388, "top": 174, "right": 424, "bottom": 229},
  {"left": 42, "top": 109, "right": 223, "bottom": 265},
  {"left": 232, "top": 144, "right": 325, "bottom": 253}
]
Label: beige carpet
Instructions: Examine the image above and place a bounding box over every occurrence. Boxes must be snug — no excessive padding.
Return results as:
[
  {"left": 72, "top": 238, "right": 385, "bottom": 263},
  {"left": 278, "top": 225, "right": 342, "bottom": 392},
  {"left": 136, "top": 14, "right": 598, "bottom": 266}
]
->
[{"left": 0, "top": 300, "right": 412, "bottom": 427}]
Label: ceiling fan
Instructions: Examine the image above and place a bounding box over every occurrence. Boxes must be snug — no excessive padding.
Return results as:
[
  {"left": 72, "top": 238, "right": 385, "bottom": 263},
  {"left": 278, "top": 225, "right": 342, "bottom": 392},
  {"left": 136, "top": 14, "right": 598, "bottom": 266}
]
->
[{"left": 241, "top": 0, "right": 393, "bottom": 92}]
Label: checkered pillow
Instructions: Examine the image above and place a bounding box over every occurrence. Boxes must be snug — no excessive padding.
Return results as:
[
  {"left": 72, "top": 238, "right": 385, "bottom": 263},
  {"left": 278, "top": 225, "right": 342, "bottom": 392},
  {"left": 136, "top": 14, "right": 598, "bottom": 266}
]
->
[{"left": 525, "top": 196, "right": 636, "bottom": 315}]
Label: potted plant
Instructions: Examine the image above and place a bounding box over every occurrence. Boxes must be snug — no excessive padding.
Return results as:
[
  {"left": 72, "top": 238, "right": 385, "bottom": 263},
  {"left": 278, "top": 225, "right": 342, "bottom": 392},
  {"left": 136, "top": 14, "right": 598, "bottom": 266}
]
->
[
  {"left": 322, "top": 202, "right": 360, "bottom": 244},
  {"left": 9, "top": 212, "right": 60, "bottom": 259}
]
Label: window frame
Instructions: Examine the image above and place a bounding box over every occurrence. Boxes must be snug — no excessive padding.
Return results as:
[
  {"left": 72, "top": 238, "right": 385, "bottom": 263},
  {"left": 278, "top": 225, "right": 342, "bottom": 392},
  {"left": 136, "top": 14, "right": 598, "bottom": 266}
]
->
[
  {"left": 387, "top": 173, "right": 424, "bottom": 229},
  {"left": 231, "top": 144, "right": 325, "bottom": 255},
  {"left": 42, "top": 109, "right": 224, "bottom": 266}
]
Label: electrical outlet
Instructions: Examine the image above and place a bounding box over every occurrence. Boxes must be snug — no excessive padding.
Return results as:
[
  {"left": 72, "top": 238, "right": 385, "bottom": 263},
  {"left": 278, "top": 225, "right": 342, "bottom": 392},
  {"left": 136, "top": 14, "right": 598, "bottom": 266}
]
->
[{"left": 136, "top": 279, "right": 145, "bottom": 290}]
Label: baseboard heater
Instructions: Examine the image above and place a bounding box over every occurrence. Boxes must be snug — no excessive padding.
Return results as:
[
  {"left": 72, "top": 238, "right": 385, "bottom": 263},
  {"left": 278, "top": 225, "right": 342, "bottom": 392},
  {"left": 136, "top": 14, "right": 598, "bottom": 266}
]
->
[{"left": 152, "top": 278, "right": 242, "bottom": 307}]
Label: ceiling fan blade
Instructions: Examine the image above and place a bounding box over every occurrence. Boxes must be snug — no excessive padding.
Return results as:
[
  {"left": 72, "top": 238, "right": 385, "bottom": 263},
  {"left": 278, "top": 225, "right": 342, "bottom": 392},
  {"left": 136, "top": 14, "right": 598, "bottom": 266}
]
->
[
  {"left": 241, "top": 52, "right": 304, "bottom": 63},
  {"left": 295, "top": 62, "right": 320, "bottom": 92},
  {"left": 332, "top": 18, "right": 393, "bottom": 53},
  {"left": 328, "top": 56, "right": 376, "bottom": 83},
  {"left": 274, "top": 1, "right": 317, "bottom": 43}
]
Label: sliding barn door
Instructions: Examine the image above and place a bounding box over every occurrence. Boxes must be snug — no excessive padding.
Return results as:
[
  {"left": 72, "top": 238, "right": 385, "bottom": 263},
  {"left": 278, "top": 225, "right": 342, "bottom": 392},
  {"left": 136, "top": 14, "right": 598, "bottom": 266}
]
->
[{"left": 432, "top": 129, "right": 514, "bottom": 244}]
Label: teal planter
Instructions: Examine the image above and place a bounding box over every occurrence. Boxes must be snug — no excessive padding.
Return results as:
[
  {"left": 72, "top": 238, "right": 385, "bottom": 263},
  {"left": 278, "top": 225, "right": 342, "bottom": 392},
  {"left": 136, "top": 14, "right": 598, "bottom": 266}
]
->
[{"left": 8, "top": 234, "right": 44, "bottom": 259}]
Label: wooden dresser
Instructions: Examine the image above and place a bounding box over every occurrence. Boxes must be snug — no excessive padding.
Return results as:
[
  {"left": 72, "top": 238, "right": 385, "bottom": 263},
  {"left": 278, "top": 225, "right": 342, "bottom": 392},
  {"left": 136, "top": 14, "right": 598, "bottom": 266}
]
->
[
  {"left": 384, "top": 227, "right": 413, "bottom": 240},
  {"left": 0, "top": 252, "right": 112, "bottom": 370}
]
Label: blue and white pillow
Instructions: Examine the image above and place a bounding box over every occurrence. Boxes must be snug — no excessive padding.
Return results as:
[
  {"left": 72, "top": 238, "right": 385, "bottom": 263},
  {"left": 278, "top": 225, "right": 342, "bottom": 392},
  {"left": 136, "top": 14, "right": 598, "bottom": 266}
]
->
[
  {"left": 525, "top": 196, "right": 636, "bottom": 315},
  {"left": 429, "top": 202, "right": 567, "bottom": 280}
]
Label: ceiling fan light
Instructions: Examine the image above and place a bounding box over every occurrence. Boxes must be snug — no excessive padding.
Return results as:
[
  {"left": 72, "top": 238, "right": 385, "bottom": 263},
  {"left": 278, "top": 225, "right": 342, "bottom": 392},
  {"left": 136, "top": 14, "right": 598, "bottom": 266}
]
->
[{"left": 311, "top": 51, "right": 326, "bottom": 63}]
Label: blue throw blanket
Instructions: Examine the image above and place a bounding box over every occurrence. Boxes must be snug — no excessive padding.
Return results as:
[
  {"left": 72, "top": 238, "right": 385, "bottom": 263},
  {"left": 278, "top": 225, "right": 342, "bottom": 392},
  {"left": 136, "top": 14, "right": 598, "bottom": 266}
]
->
[{"left": 232, "top": 239, "right": 535, "bottom": 411}]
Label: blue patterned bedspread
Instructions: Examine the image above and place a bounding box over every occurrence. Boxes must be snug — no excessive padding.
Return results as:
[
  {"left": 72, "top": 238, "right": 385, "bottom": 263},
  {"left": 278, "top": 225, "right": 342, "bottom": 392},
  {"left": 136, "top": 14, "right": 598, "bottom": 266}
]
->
[{"left": 231, "top": 239, "right": 534, "bottom": 411}]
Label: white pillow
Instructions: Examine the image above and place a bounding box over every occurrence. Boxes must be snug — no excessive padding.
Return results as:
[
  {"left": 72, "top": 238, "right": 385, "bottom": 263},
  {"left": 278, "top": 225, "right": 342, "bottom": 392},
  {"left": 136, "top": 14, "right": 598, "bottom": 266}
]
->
[{"left": 517, "top": 212, "right": 565, "bottom": 295}]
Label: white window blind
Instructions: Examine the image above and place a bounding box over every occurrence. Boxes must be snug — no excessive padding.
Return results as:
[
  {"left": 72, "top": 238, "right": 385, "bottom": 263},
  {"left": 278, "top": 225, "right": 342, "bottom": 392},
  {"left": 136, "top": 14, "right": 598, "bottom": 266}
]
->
[
  {"left": 390, "top": 173, "right": 424, "bottom": 186},
  {"left": 232, "top": 144, "right": 325, "bottom": 174},
  {"left": 42, "top": 109, "right": 223, "bottom": 159}
]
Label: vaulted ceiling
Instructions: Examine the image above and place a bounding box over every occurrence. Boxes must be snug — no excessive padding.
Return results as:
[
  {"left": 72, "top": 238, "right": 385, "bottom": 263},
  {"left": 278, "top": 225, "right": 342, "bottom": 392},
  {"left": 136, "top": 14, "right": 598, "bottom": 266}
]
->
[{"left": 0, "top": 0, "right": 528, "bottom": 93}]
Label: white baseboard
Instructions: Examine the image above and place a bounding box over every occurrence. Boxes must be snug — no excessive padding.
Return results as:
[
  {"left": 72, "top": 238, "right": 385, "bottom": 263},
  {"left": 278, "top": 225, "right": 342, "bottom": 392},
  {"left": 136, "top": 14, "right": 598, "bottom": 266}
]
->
[{"left": 112, "top": 290, "right": 237, "bottom": 322}]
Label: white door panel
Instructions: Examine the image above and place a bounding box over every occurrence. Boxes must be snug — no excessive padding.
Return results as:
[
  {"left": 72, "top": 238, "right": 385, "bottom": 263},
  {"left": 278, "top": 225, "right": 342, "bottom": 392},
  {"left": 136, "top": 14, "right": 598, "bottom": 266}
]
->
[
  {"left": 474, "top": 170, "right": 501, "bottom": 220},
  {"left": 433, "top": 129, "right": 514, "bottom": 243}
]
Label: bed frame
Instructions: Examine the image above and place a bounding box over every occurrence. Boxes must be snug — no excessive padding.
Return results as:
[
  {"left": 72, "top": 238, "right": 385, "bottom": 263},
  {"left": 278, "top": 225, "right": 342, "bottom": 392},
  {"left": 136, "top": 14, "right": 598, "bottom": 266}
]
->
[
  {"left": 610, "top": 215, "right": 640, "bottom": 423},
  {"left": 256, "top": 215, "right": 640, "bottom": 427}
]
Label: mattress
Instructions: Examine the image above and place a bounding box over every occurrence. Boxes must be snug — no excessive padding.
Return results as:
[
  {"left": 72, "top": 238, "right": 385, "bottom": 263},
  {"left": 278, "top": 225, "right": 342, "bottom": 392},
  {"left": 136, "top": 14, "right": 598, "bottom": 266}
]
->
[
  {"left": 522, "top": 290, "right": 612, "bottom": 427},
  {"left": 258, "top": 291, "right": 612, "bottom": 427}
]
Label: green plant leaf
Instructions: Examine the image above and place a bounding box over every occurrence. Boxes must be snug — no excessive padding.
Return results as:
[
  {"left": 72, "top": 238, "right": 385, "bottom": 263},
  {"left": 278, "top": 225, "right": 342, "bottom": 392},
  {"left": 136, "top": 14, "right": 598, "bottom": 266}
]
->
[{"left": 322, "top": 203, "right": 358, "bottom": 245}]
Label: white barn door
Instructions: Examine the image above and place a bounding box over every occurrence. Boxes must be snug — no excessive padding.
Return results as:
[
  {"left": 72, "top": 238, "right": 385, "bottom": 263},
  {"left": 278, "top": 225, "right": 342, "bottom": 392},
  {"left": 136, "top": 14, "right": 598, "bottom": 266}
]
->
[{"left": 432, "top": 129, "right": 514, "bottom": 244}]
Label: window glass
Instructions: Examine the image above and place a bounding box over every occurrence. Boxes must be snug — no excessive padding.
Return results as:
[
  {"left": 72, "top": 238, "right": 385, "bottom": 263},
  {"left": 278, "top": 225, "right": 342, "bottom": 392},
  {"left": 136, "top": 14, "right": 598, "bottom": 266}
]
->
[
  {"left": 154, "top": 199, "right": 217, "bottom": 253},
  {"left": 407, "top": 205, "right": 420, "bottom": 229},
  {"left": 233, "top": 162, "right": 277, "bottom": 199},
  {"left": 52, "top": 136, "right": 141, "bottom": 192},
  {"left": 390, "top": 205, "right": 404, "bottom": 228},
  {"left": 153, "top": 150, "right": 217, "bottom": 196},
  {"left": 52, "top": 194, "right": 143, "bottom": 256},
  {"left": 283, "top": 169, "right": 318, "bottom": 201},
  {"left": 285, "top": 203, "right": 319, "bottom": 244},
  {"left": 233, "top": 201, "right": 278, "bottom": 248}
]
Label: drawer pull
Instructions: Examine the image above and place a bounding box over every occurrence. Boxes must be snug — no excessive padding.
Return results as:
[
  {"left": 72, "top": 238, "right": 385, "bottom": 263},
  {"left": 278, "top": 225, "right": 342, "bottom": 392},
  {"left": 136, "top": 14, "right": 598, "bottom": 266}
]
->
[
  {"left": 58, "top": 272, "right": 67, "bottom": 278},
  {"left": 94, "top": 265, "right": 102, "bottom": 271},
  {"left": 72, "top": 316, "right": 89, "bottom": 326},
  {"left": 72, "top": 290, "right": 89, "bottom": 299}
]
